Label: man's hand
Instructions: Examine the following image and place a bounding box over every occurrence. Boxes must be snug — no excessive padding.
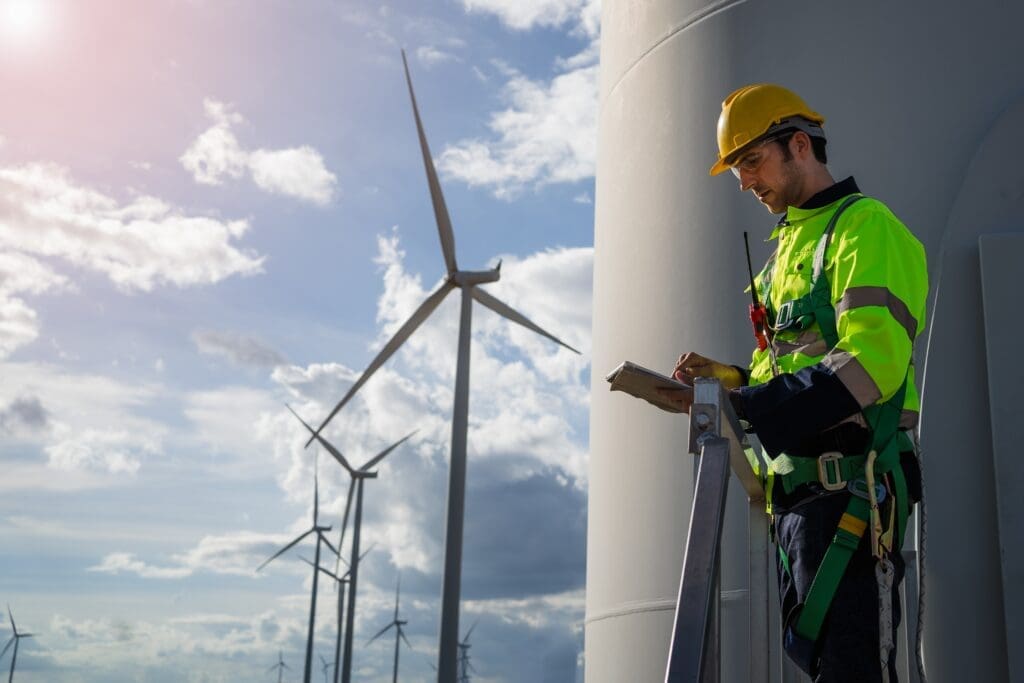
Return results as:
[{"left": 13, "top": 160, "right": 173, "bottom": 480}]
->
[{"left": 657, "top": 352, "right": 743, "bottom": 414}]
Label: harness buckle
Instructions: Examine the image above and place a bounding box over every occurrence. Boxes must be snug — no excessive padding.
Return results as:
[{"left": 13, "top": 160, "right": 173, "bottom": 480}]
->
[
  {"left": 775, "top": 300, "right": 794, "bottom": 330},
  {"left": 817, "top": 451, "right": 846, "bottom": 491}
]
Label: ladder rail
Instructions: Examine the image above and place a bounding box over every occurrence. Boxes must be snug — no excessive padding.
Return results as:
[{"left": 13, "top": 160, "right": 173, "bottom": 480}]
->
[{"left": 665, "top": 378, "right": 771, "bottom": 683}]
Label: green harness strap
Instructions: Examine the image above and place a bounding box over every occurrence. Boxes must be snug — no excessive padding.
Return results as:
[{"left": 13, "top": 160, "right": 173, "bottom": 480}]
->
[
  {"left": 792, "top": 380, "right": 907, "bottom": 642},
  {"left": 759, "top": 194, "right": 913, "bottom": 645}
]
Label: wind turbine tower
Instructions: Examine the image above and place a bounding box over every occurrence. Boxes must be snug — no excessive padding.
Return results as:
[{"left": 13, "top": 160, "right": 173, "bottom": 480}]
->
[
  {"left": 257, "top": 463, "right": 337, "bottom": 683},
  {"left": 306, "top": 50, "right": 580, "bottom": 682},
  {"left": 366, "top": 576, "right": 413, "bottom": 683},
  {"left": 301, "top": 543, "right": 375, "bottom": 683},
  {"left": 1, "top": 606, "right": 33, "bottom": 683},
  {"left": 291, "top": 405, "right": 414, "bottom": 683}
]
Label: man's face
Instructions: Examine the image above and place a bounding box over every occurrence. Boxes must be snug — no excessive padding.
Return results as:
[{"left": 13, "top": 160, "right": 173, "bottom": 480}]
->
[{"left": 731, "top": 137, "right": 805, "bottom": 214}]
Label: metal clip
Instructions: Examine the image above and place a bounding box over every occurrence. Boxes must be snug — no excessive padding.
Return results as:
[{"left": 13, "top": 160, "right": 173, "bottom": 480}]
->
[
  {"left": 817, "top": 451, "right": 846, "bottom": 491},
  {"left": 847, "top": 478, "right": 887, "bottom": 504},
  {"left": 774, "top": 300, "right": 794, "bottom": 330}
]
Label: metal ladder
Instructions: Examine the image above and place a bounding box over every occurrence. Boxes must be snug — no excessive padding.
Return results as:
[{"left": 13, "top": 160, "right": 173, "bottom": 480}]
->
[{"left": 664, "top": 377, "right": 771, "bottom": 683}]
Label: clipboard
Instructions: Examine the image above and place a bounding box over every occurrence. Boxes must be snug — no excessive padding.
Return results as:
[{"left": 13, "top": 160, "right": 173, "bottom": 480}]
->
[{"left": 605, "top": 360, "right": 692, "bottom": 414}]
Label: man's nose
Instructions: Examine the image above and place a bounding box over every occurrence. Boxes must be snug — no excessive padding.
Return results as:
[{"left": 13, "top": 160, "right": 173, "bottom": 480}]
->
[{"left": 738, "top": 169, "right": 756, "bottom": 192}]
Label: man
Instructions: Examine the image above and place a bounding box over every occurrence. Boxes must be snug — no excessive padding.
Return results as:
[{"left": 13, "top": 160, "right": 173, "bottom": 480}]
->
[{"left": 660, "top": 84, "right": 927, "bottom": 681}]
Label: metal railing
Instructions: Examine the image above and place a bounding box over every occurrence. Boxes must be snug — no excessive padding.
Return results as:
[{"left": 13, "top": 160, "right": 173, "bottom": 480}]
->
[{"left": 664, "top": 378, "right": 770, "bottom": 683}]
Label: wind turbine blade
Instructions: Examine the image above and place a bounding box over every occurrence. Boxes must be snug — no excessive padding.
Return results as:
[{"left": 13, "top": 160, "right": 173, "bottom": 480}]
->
[
  {"left": 394, "top": 576, "right": 401, "bottom": 619},
  {"left": 319, "top": 532, "right": 339, "bottom": 558},
  {"left": 291, "top": 410, "right": 358, "bottom": 477},
  {"left": 313, "top": 472, "right": 320, "bottom": 526},
  {"left": 401, "top": 49, "right": 458, "bottom": 275},
  {"left": 6, "top": 604, "right": 13, "bottom": 632},
  {"left": 0, "top": 637, "right": 13, "bottom": 661},
  {"left": 257, "top": 529, "right": 314, "bottom": 571},
  {"left": 338, "top": 478, "right": 356, "bottom": 553},
  {"left": 288, "top": 404, "right": 358, "bottom": 475},
  {"left": 365, "top": 622, "right": 395, "bottom": 646},
  {"left": 471, "top": 287, "right": 581, "bottom": 354},
  {"left": 360, "top": 430, "right": 417, "bottom": 472},
  {"left": 308, "top": 281, "right": 454, "bottom": 445},
  {"left": 299, "top": 555, "right": 340, "bottom": 581},
  {"left": 463, "top": 618, "right": 479, "bottom": 643},
  {"left": 399, "top": 626, "right": 413, "bottom": 650}
]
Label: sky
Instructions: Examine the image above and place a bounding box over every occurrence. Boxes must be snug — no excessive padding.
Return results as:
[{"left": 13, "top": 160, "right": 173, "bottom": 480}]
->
[{"left": 0, "top": 1, "right": 599, "bottom": 681}]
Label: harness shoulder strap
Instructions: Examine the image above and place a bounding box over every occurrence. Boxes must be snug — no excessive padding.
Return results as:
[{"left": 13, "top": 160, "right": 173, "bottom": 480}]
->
[{"left": 807, "top": 194, "right": 865, "bottom": 348}]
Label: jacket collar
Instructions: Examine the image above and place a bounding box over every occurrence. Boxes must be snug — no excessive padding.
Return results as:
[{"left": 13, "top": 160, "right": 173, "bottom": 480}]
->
[{"left": 769, "top": 177, "right": 861, "bottom": 239}]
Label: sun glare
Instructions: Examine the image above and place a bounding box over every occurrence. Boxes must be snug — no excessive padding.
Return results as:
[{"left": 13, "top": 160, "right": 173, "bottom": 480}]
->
[{"left": 1, "top": 0, "right": 50, "bottom": 47}]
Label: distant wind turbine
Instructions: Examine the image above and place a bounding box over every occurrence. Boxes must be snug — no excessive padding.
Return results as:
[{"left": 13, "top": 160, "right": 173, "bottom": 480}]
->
[
  {"left": 258, "top": 461, "right": 337, "bottom": 683},
  {"left": 289, "top": 404, "right": 415, "bottom": 683},
  {"left": 300, "top": 543, "right": 375, "bottom": 683},
  {"left": 306, "top": 50, "right": 580, "bottom": 683},
  {"left": 366, "top": 576, "right": 412, "bottom": 683},
  {"left": 267, "top": 650, "right": 291, "bottom": 683},
  {"left": 319, "top": 654, "right": 333, "bottom": 683},
  {"left": 1, "top": 606, "right": 33, "bottom": 683},
  {"left": 457, "top": 620, "right": 478, "bottom": 683}
]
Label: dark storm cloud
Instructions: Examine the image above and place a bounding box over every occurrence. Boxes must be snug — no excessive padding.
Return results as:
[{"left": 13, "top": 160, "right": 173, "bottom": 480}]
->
[
  {"left": 0, "top": 395, "right": 49, "bottom": 434},
  {"left": 461, "top": 457, "right": 587, "bottom": 599},
  {"left": 192, "top": 329, "right": 287, "bottom": 368}
]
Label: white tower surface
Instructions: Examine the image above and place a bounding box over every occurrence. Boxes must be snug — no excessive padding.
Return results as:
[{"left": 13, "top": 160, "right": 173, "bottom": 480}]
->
[{"left": 586, "top": 2, "right": 1024, "bottom": 682}]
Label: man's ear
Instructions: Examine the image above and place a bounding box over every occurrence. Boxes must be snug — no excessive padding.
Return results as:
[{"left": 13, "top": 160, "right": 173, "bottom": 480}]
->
[{"left": 791, "top": 131, "right": 813, "bottom": 161}]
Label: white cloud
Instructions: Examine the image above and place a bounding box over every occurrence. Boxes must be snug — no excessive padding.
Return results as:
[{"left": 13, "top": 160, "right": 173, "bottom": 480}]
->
[
  {"left": 45, "top": 427, "right": 160, "bottom": 475},
  {"left": 179, "top": 99, "right": 247, "bottom": 185},
  {"left": 183, "top": 385, "right": 282, "bottom": 468},
  {"left": 88, "top": 531, "right": 289, "bottom": 579},
  {"left": 437, "top": 58, "right": 598, "bottom": 199},
  {"left": 0, "top": 163, "right": 264, "bottom": 292},
  {"left": 88, "top": 552, "right": 193, "bottom": 579},
  {"left": 43, "top": 609, "right": 309, "bottom": 676},
  {"left": 438, "top": 1, "right": 600, "bottom": 199},
  {"left": 460, "top": 0, "right": 596, "bottom": 34},
  {"left": 0, "top": 116, "right": 263, "bottom": 358},
  {"left": 0, "top": 250, "right": 70, "bottom": 355},
  {"left": 0, "top": 295, "right": 41, "bottom": 357},
  {"left": 465, "top": 587, "right": 584, "bottom": 629},
  {"left": 181, "top": 99, "right": 337, "bottom": 205},
  {"left": 247, "top": 147, "right": 336, "bottom": 205},
  {"left": 416, "top": 45, "right": 458, "bottom": 67},
  {"left": 0, "top": 362, "right": 167, "bottom": 479}
]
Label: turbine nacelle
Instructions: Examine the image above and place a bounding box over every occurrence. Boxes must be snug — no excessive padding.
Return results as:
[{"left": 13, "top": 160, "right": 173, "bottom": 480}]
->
[{"left": 450, "top": 265, "right": 501, "bottom": 288}]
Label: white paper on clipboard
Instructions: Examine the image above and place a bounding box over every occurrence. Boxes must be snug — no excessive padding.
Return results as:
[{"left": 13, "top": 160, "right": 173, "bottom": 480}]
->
[{"left": 605, "top": 360, "right": 692, "bottom": 414}]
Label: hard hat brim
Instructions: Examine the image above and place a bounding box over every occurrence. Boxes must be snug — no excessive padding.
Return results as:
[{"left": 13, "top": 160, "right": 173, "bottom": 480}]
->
[{"left": 709, "top": 158, "right": 731, "bottom": 176}]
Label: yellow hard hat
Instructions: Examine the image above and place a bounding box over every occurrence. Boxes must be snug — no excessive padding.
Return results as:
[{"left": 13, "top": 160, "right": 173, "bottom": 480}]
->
[{"left": 709, "top": 83, "right": 826, "bottom": 176}]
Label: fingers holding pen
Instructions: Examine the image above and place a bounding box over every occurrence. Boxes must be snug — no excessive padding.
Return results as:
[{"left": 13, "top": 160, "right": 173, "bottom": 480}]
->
[
  {"left": 673, "top": 352, "right": 714, "bottom": 382},
  {"left": 672, "top": 352, "right": 743, "bottom": 389}
]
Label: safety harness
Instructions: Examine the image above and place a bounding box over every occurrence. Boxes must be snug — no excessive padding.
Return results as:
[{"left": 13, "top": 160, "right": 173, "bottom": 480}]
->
[{"left": 756, "top": 195, "right": 912, "bottom": 673}]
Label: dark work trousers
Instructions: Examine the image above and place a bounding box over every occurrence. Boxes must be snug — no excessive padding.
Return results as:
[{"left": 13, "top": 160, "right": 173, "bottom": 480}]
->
[{"left": 775, "top": 490, "right": 904, "bottom": 682}]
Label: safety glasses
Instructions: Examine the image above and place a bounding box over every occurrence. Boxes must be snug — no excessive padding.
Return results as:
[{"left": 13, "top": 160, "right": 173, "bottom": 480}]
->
[{"left": 729, "top": 135, "right": 784, "bottom": 178}]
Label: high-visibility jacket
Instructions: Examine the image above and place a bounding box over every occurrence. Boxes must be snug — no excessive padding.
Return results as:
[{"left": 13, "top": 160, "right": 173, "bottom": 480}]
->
[{"left": 734, "top": 177, "right": 928, "bottom": 458}]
